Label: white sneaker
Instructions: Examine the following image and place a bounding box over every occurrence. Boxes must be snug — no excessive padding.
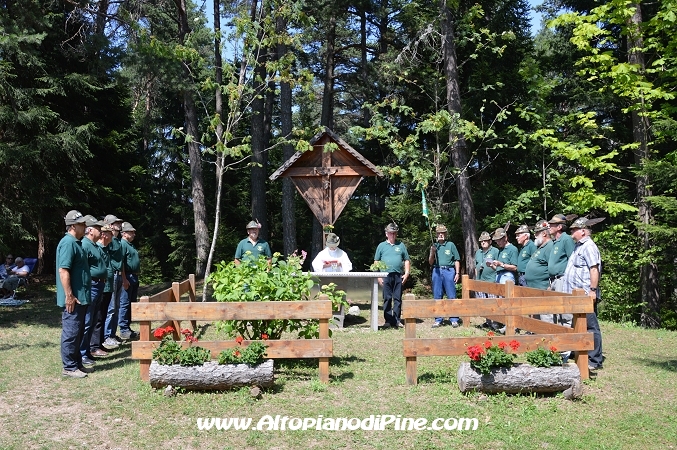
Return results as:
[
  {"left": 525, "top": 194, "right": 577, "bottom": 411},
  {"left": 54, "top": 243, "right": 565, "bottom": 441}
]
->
[{"left": 102, "top": 337, "right": 120, "bottom": 350}]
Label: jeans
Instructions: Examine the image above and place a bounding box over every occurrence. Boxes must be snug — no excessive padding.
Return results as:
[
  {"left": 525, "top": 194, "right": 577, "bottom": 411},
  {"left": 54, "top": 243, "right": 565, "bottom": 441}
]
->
[
  {"left": 61, "top": 304, "right": 88, "bottom": 371},
  {"left": 104, "top": 273, "right": 123, "bottom": 339},
  {"left": 382, "top": 272, "right": 403, "bottom": 327},
  {"left": 118, "top": 273, "right": 139, "bottom": 333},
  {"left": 588, "top": 301, "right": 604, "bottom": 367},
  {"left": 432, "top": 267, "right": 458, "bottom": 323},
  {"left": 496, "top": 270, "right": 515, "bottom": 284},
  {"left": 91, "top": 291, "right": 112, "bottom": 351},
  {"left": 80, "top": 280, "right": 104, "bottom": 358}
]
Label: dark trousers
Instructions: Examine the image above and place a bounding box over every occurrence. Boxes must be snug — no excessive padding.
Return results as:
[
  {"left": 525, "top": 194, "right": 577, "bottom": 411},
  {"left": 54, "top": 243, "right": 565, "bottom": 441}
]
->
[
  {"left": 588, "top": 302, "right": 604, "bottom": 367},
  {"left": 383, "top": 272, "right": 403, "bottom": 327},
  {"left": 90, "top": 291, "right": 112, "bottom": 352},
  {"left": 61, "top": 304, "right": 88, "bottom": 371}
]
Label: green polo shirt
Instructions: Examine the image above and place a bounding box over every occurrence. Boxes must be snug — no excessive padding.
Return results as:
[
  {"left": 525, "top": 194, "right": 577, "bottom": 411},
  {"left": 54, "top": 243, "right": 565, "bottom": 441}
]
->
[
  {"left": 517, "top": 240, "right": 537, "bottom": 273},
  {"left": 55, "top": 233, "right": 91, "bottom": 307},
  {"left": 475, "top": 247, "right": 499, "bottom": 282},
  {"left": 98, "top": 241, "right": 113, "bottom": 293},
  {"left": 374, "top": 240, "right": 410, "bottom": 274},
  {"left": 548, "top": 233, "right": 575, "bottom": 277},
  {"left": 235, "top": 238, "right": 272, "bottom": 263},
  {"left": 496, "top": 243, "right": 518, "bottom": 267},
  {"left": 525, "top": 240, "right": 553, "bottom": 289},
  {"left": 432, "top": 241, "right": 460, "bottom": 267},
  {"left": 82, "top": 236, "right": 108, "bottom": 280},
  {"left": 121, "top": 239, "right": 141, "bottom": 273},
  {"left": 108, "top": 235, "right": 127, "bottom": 273}
]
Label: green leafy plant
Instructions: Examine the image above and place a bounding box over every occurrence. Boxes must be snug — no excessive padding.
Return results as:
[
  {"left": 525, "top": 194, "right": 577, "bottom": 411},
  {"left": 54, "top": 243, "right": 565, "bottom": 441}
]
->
[
  {"left": 525, "top": 346, "right": 563, "bottom": 367},
  {"left": 151, "top": 326, "right": 211, "bottom": 366},
  {"left": 218, "top": 335, "right": 269, "bottom": 365},
  {"left": 368, "top": 260, "right": 387, "bottom": 272},
  {"left": 209, "top": 251, "right": 319, "bottom": 339},
  {"left": 466, "top": 332, "right": 520, "bottom": 375},
  {"left": 318, "top": 283, "right": 349, "bottom": 311}
]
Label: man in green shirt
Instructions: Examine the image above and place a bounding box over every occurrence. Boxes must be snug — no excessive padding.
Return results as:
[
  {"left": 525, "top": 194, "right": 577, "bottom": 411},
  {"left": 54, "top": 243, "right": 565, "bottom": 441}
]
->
[
  {"left": 103, "top": 214, "right": 127, "bottom": 349},
  {"left": 525, "top": 220, "right": 554, "bottom": 323},
  {"left": 515, "top": 224, "right": 537, "bottom": 286},
  {"left": 548, "top": 213, "right": 575, "bottom": 326},
  {"left": 118, "top": 222, "right": 140, "bottom": 340},
  {"left": 234, "top": 220, "right": 272, "bottom": 266},
  {"left": 57, "top": 210, "right": 91, "bottom": 378},
  {"left": 428, "top": 224, "right": 461, "bottom": 328},
  {"left": 374, "top": 223, "right": 410, "bottom": 329}
]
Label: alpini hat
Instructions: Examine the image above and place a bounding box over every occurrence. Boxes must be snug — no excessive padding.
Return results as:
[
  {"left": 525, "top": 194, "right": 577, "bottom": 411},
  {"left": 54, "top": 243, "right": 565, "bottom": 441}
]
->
[
  {"left": 548, "top": 214, "right": 567, "bottom": 225},
  {"left": 435, "top": 224, "right": 448, "bottom": 233},
  {"left": 326, "top": 233, "right": 340, "bottom": 246},
  {"left": 385, "top": 223, "right": 399, "bottom": 233},
  {"left": 121, "top": 222, "right": 136, "bottom": 232},
  {"left": 491, "top": 227, "right": 507, "bottom": 240},
  {"left": 104, "top": 214, "right": 123, "bottom": 225},
  {"left": 246, "top": 220, "right": 261, "bottom": 230},
  {"left": 64, "top": 210, "right": 87, "bottom": 226},
  {"left": 570, "top": 216, "right": 605, "bottom": 230},
  {"left": 533, "top": 220, "right": 550, "bottom": 233},
  {"left": 515, "top": 224, "right": 530, "bottom": 235},
  {"left": 101, "top": 224, "right": 114, "bottom": 232},
  {"left": 478, "top": 231, "right": 491, "bottom": 242}
]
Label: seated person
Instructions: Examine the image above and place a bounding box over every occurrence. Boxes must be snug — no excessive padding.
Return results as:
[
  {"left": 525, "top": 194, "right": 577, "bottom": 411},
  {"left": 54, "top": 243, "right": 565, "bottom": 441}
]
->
[
  {"left": 11, "top": 257, "right": 30, "bottom": 278},
  {"left": 311, "top": 233, "right": 353, "bottom": 273},
  {"left": 4, "top": 254, "right": 14, "bottom": 274}
]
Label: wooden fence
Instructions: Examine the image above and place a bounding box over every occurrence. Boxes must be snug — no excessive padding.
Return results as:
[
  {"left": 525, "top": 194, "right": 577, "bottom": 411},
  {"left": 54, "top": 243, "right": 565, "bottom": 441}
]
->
[
  {"left": 402, "top": 275, "right": 595, "bottom": 385},
  {"left": 130, "top": 275, "right": 334, "bottom": 383}
]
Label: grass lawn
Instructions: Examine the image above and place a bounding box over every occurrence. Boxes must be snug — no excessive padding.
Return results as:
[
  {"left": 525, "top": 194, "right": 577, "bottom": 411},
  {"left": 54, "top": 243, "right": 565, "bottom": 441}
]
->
[{"left": 1, "top": 279, "right": 676, "bottom": 449}]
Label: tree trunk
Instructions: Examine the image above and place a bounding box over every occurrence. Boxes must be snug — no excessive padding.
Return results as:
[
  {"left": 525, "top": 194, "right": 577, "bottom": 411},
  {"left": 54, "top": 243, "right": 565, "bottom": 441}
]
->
[
  {"left": 627, "top": 4, "right": 660, "bottom": 328},
  {"left": 440, "top": 1, "right": 478, "bottom": 278},
  {"left": 175, "top": 0, "right": 209, "bottom": 278},
  {"left": 457, "top": 362, "right": 582, "bottom": 399},
  {"left": 277, "top": 16, "right": 297, "bottom": 256},
  {"left": 149, "top": 360, "right": 274, "bottom": 390},
  {"left": 250, "top": 0, "right": 268, "bottom": 239}
]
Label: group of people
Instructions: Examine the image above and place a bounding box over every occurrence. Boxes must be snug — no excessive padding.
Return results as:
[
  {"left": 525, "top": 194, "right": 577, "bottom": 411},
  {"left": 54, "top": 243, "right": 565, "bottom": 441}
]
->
[
  {"left": 0, "top": 254, "right": 31, "bottom": 298},
  {"left": 58, "top": 210, "right": 141, "bottom": 378},
  {"left": 230, "top": 214, "right": 603, "bottom": 371}
]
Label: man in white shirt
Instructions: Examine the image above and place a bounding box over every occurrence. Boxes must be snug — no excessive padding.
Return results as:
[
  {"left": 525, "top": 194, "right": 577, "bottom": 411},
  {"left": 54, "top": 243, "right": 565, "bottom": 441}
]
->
[{"left": 312, "top": 233, "right": 353, "bottom": 273}]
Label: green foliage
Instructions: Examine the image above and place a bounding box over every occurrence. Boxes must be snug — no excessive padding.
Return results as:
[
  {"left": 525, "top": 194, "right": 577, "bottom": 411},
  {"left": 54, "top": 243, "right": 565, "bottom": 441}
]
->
[
  {"left": 525, "top": 346, "right": 563, "bottom": 367},
  {"left": 151, "top": 335, "right": 211, "bottom": 367},
  {"left": 209, "top": 252, "right": 319, "bottom": 340},
  {"left": 318, "top": 283, "right": 348, "bottom": 310},
  {"left": 218, "top": 341, "right": 268, "bottom": 365},
  {"left": 466, "top": 339, "right": 520, "bottom": 375}
]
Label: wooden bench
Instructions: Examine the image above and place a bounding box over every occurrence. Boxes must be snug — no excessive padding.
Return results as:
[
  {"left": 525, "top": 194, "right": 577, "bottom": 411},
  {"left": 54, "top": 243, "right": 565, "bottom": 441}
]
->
[
  {"left": 402, "top": 275, "right": 595, "bottom": 385},
  {"left": 130, "top": 276, "right": 333, "bottom": 383}
]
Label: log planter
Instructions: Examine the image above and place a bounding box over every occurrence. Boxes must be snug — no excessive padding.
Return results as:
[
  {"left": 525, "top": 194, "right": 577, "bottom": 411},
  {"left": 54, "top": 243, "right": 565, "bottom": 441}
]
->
[
  {"left": 149, "top": 359, "right": 274, "bottom": 391},
  {"left": 457, "top": 362, "right": 582, "bottom": 400}
]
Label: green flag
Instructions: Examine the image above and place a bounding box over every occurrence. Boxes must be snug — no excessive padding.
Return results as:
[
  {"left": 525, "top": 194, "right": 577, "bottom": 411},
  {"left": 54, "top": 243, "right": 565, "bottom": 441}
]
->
[{"left": 421, "top": 189, "right": 429, "bottom": 218}]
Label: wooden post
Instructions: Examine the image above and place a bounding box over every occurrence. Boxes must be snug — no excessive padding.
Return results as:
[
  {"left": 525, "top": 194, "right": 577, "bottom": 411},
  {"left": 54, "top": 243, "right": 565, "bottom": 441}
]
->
[
  {"left": 504, "top": 281, "right": 515, "bottom": 335},
  {"left": 404, "top": 293, "right": 417, "bottom": 385},
  {"left": 461, "top": 274, "right": 470, "bottom": 327},
  {"left": 318, "top": 294, "right": 330, "bottom": 383},
  {"left": 139, "top": 294, "right": 151, "bottom": 382},
  {"left": 171, "top": 282, "right": 182, "bottom": 339},
  {"left": 572, "top": 288, "right": 589, "bottom": 379},
  {"left": 188, "top": 274, "right": 197, "bottom": 330}
]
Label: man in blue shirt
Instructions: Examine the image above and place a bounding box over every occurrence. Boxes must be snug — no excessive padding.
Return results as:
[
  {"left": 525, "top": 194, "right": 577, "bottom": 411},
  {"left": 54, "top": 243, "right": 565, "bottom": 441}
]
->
[{"left": 374, "top": 223, "right": 410, "bottom": 329}]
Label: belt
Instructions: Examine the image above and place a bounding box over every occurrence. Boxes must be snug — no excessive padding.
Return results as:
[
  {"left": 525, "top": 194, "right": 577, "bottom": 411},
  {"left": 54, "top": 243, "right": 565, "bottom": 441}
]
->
[
  {"left": 518, "top": 272, "right": 525, "bottom": 276},
  {"left": 115, "top": 271, "right": 122, "bottom": 275},
  {"left": 91, "top": 277, "right": 105, "bottom": 282},
  {"left": 433, "top": 265, "right": 453, "bottom": 269},
  {"left": 549, "top": 275, "right": 563, "bottom": 282}
]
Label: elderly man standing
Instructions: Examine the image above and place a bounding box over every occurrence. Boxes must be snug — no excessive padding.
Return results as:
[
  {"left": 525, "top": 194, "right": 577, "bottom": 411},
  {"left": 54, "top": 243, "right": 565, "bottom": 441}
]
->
[
  {"left": 234, "top": 220, "right": 272, "bottom": 266},
  {"left": 525, "top": 220, "right": 554, "bottom": 323},
  {"left": 374, "top": 222, "right": 410, "bottom": 329},
  {"left": 548, "top": 213, "right": 575, "bottom": 325},
  {"left": 429, "top": 224, "right": 461, "bottom": 328},
  {"left": 489, "top": 227, "right": 518, "bottom": 284},
  {"left": 118, "top": 222, "right": 140, "bottom": 341},
  {"left": 311, "top": 233, "right": 352, "bottom": 272},
  {"left": 79, "top": 216, "right": 108, "bottom": 366},
  {"left": 515, "top": 225, "right": 536, "bottom": 287},
  {"left": 57, "top": 210, "right": 91, "bottom": 378},
  {"left": 89, "top": 224, "right": 114, "bottom": 357},
  {"left": 563, "top": 217, "right": 604, "bottom": 371},
  {"left": 102, "top": 214, "right": 127, "bottom": 349},
  {"left": 474, "top": 231, "right": 499, "bottom": 293}
]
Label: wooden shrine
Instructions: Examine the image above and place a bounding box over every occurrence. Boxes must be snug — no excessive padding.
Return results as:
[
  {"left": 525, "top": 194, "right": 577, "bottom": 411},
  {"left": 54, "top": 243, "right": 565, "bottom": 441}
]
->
[{"left": 269, "top": 128, "right": 383, "bottom": 227}]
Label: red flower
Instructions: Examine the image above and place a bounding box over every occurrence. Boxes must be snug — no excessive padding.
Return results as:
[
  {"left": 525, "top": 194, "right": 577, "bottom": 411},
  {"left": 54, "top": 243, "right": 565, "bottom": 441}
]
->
[
  {"left": 261, "top": 333, "right": 269, "bottom": 340},
  {"left": 498, "top": 341, "right": 507, "bottom": 350},
  {"left": 234, "top": 350, "right": 241, "bottom": 357},
  {"left": 235, "top": 336, "right": 244, "bottom": 345},
  {"left": 487, "top": 331, "right": 495, "bottom": 337},
  {"left": 484, "top": 340, "right": 493, "bottom": 349},
  {"left": 550, "top": 346, "right": 558, "bottom": 352},
  {"left": 181, "top": 328, "right": 192, "bottom": 336},
  {"left": 165, "top": 326, "right": 175, "bottom": 334},
  {"left": 509, "top": 340, "right": 520, "bottom": 351},
  {"left": 153, "top": 328, "right": 166, "bottom": 339},
  {"left": 466, "top": 345, "right": 484, "bottom": 361}
]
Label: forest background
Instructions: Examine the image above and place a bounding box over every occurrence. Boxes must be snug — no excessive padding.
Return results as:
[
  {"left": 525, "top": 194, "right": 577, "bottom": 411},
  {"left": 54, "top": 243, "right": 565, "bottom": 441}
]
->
[{"left": 1, "top": 0, "right": 675, "bottom": 329}]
